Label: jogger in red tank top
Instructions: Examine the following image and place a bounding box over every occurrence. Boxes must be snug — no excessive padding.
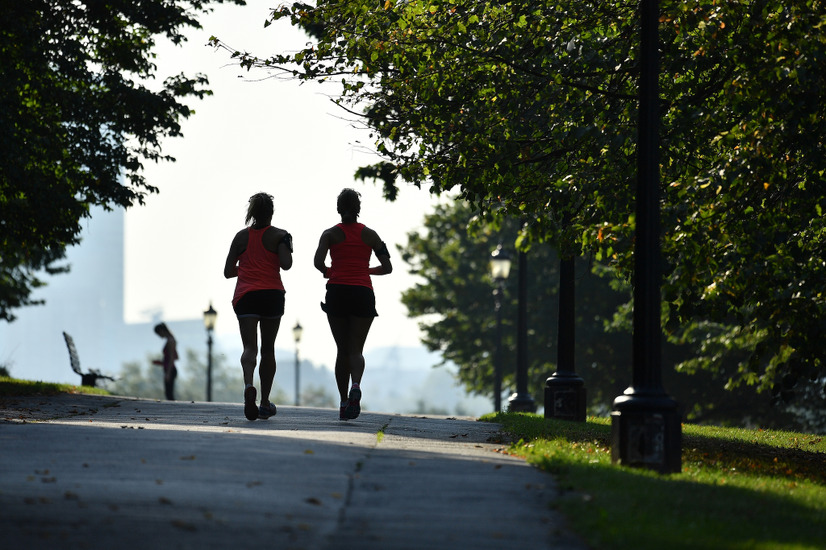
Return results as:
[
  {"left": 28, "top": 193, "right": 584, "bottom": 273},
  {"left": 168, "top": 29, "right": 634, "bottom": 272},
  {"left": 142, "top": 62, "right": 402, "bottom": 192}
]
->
[
  {"left": 313, "top": 188, "right": 393, "bottom": 420},
  {"left": 224, "top": 192, "right": 293, "bottom": 421}
]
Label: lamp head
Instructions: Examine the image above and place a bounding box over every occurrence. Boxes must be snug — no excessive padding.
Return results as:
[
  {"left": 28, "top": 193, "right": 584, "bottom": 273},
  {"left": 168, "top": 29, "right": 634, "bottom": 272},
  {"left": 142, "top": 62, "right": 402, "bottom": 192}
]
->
[
  {"left": 203, "top": 303, "right": 218, "bottom": 331},
  {"left": 489, "top": 244, "right": 512, "bottom": 281}
]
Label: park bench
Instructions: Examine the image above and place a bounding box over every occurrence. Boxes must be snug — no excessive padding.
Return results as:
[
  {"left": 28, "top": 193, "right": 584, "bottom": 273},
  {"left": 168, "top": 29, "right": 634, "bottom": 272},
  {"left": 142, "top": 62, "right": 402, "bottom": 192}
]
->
[{"left": 62, "top": 331, "right": 115, "bottom": 387}]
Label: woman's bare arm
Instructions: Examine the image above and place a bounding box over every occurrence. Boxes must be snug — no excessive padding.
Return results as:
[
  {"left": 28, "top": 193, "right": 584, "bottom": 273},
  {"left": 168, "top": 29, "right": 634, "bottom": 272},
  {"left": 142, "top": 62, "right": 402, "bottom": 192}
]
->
[
  {"left": 314, "top": 230, "right": 332, "bottom": 277},
  {"left": 223, "top": 230, "right": 246, "bottom": 278},
  {"left": 364, "top": 227, "right": 393, "bottom": 275}
]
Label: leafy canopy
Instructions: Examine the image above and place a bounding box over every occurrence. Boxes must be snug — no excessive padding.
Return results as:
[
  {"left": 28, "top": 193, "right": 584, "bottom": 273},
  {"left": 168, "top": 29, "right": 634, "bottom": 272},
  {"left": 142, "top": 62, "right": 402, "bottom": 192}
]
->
[
  {"left": 0, "top": 0, "right": 245, "bottom": 321},
  {"left": 212, "top": 0, "right": 826, "bottom": 400}
]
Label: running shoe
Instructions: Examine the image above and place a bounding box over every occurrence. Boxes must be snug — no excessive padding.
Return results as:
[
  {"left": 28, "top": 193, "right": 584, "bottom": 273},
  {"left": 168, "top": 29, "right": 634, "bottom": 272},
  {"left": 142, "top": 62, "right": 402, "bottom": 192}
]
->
[
  {"left": 258, "top": 401, "right": 277, "bottom": 419},
  {"left": 244, "top": 386, "right": 259, "bottom": 421},
  {"left": 344, "top": 386, "right": 361, "bottom": 420},
  {"left": 339, "top": 405, "right": 347, "bottom": 420}
]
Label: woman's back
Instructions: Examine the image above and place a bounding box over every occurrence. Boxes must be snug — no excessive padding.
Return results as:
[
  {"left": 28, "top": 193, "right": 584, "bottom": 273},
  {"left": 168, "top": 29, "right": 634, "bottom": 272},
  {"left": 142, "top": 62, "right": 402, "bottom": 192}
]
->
[{"left": 329, "top": 223, "right": 372, "bottom": 287}]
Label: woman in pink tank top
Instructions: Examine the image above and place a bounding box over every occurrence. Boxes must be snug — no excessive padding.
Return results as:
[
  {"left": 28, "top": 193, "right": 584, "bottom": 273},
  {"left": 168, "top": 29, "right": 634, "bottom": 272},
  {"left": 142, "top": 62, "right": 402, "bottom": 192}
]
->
[
  {"left": 313, "top": 188, "right": 393, "bottom": 420},
  {"left": 224, "top": 192, "right": 293, "bottom": 421}
]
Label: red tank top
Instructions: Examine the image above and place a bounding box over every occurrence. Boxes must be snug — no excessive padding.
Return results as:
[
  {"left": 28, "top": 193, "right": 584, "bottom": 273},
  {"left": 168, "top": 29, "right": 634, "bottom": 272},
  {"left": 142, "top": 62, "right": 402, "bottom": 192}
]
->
[
  {"left": 329, "top": 223, "right": 372, "bottom": 288},
  {"left": 232, "top": 226, "right": 284, "bottom": 305}
]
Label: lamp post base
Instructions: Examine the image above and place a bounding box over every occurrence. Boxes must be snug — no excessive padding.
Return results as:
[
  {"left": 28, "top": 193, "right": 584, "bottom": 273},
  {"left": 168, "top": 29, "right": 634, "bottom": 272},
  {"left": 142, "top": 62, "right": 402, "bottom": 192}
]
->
[
  {"left": 507, "top": 392, "right": 537, "bottom": 413},
  {"left": 544, "top": 373, "right": 586, "bottom": 422},
  {"left": 611, "top": 391, "right": 681, "bottom": 474}
]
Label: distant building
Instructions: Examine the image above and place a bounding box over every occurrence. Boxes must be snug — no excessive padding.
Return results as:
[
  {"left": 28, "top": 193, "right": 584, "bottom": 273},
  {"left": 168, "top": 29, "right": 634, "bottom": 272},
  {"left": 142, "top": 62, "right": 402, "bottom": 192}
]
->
[{"left": 0, "top": 207, "right": 205, "bottom": 385}]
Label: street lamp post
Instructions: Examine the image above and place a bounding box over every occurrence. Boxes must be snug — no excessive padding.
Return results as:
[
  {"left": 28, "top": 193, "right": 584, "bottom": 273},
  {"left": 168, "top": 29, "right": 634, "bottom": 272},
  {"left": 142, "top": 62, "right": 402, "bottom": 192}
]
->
[
  {"left": 610, "top": 0, "right": 681, "bottom": 473},
  {"left": 544, "top": 257, "right": 587, "bottom": 421},
  {"left": 293, "top": 321, "right": 303, "bottom": 406},
  {"left": 507, "top": 249, "right": 537, "bottom": 413},
  {"left": 489, "top": 244, "right": 512, "bottom": 412},
  {"left": 203, "top": 303, "right": 217, "bottom": 402}
]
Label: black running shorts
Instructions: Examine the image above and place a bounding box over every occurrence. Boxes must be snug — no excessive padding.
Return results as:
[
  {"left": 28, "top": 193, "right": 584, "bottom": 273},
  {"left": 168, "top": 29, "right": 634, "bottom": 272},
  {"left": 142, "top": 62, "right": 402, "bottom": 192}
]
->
[
  {"left": 321, "top": 284, "right": 378, "bottom": 318},
  {"left": 233, "top": 289, "right": 286, "bottom": 319}
]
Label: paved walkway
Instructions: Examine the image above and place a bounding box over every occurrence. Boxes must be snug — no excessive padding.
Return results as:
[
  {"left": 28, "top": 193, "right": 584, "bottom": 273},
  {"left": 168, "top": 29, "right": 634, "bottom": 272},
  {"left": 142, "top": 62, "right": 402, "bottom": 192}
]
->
[{"left": 0, "top": 394, "right": 588, "bottom": 549}]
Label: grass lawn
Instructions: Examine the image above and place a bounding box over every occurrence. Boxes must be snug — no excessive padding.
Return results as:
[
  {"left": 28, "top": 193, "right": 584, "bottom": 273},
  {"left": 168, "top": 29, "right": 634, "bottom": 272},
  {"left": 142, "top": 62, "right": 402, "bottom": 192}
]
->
[
  {"left": 0, "top": 376, "right": 109, "bottom": 397},
  {"left": 483, "top": 413, "right": 826, "bottom": 550}
]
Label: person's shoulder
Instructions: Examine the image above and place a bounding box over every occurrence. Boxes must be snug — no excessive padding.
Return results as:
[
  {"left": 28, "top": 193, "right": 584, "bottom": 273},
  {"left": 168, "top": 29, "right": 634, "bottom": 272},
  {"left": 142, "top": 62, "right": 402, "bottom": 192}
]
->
[
  {"left": 321, "top": 224, "right": 346, "bottom": 245},
  {"left": 360, "top": 224, "right": 381, "bottom": 241},
  {"left": 321, "top": 224, "right": 344, "bottom": 236},
  {"left": 266, "top": 226, "right": 289, "bottom": 237},
  {"left": 262, "top": 226, "right": 291, "bottom": 248},
  {"left": 231, "top": 227, "right": 249, "bottom": 244}
]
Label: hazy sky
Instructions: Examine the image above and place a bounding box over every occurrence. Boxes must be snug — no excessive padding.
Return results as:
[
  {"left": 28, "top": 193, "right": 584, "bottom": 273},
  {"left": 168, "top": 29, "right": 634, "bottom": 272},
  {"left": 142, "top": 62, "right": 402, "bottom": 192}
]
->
[{"left": 124, "top": 3, "right": 447, "bottom": 365}]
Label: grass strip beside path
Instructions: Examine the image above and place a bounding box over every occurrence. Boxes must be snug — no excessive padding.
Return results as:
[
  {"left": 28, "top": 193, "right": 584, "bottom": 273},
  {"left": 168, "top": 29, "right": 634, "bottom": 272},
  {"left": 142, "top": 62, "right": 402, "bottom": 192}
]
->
[
  {"left": 0, "top": 376, "right": 109, "bottom": 397},
  {"left": 483, "top": 413, "right": 826, "bottom": 550}
]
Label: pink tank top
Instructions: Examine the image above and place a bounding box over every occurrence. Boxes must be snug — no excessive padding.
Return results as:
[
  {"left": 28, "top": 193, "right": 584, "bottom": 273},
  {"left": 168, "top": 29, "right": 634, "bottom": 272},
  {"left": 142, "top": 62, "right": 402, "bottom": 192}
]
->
[
  {"left": 232, "top": 226, "right": 284, "bottom": 305},
  {"left": 329, "top": 223, "right": 372, "bottom": 288}
]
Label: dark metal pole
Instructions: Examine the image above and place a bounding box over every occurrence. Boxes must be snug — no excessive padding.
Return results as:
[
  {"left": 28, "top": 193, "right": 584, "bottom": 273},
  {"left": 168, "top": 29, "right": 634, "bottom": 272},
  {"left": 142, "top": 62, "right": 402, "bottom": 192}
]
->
[
  {"left": 493, "top": 281, "right": 504, "bottom": 412},
  {"left": 508, "top": 249, "right": 536, "bottom": 412},
  {"left": 544, "top": 256, "right": 586, "bottom": 421},
  {"left": 295, "top": 346, "right": 300, "bottom": 407},
  {"left": 634, "top": 0, "right": 662, "bottom": 390},
  {"left": 206, "top": 330, "right": 213, "bottom": 402},
  {"left": 557, "top": 258, "right": 576, "bottom": 372},
  {"left": 610, "top": 0, "right": 681, "bottom": 473}
]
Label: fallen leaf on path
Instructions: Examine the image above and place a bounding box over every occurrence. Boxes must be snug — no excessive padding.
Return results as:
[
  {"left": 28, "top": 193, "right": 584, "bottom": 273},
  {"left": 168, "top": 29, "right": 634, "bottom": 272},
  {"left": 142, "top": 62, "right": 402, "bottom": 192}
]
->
[{"left": 171, "top": 519, "right": 196, "bottom": 531}]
